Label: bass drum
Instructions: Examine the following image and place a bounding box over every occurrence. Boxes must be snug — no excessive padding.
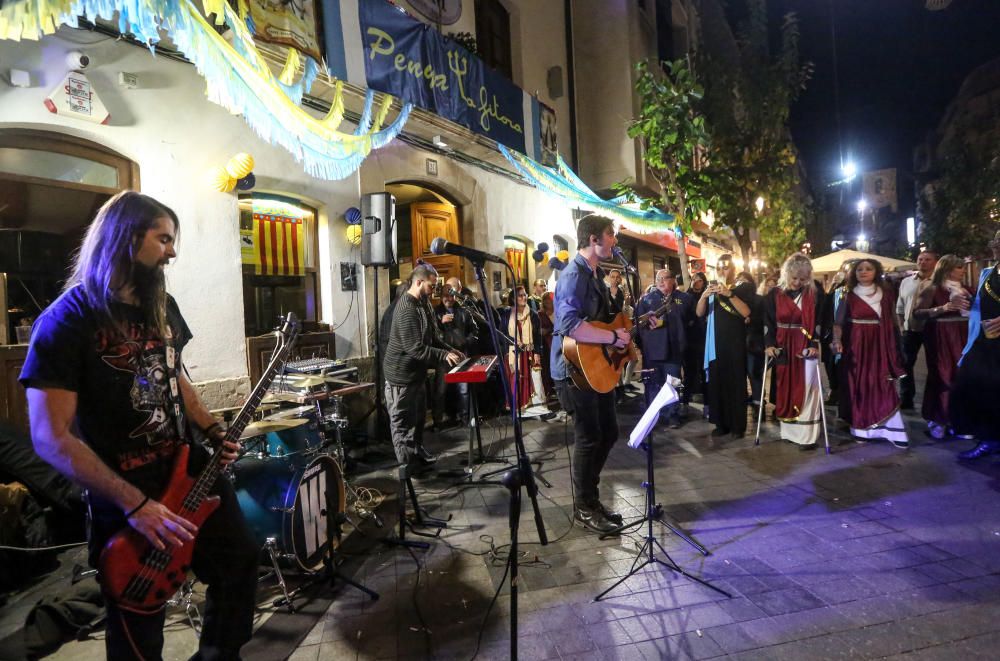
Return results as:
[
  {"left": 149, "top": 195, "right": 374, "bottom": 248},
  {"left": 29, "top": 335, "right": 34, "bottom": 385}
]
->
[{"left": 233, "top": 454, "right": 346, "bottom": 570}]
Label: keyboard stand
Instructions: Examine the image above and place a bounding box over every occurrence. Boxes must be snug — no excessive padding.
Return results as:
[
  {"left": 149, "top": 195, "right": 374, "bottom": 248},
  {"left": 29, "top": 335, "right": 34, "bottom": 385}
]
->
[{"left": 456, "top": 385, "right": 511, "bottom": 488}]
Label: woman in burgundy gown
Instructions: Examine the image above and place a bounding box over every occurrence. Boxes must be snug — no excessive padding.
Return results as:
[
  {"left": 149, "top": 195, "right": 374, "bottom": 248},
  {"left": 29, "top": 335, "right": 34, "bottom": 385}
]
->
[
  {"left": 831, "top": 259, "right": 909, "bottom": 448},
  {"left": 912, "top": 254, "right": 972, "bottom": 439}
]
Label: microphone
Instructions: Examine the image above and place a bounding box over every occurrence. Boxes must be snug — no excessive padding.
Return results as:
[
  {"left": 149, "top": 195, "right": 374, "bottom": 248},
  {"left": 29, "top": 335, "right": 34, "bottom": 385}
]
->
[
  {"left": 429, "top": 237, "right": 506, "bottom": 265},
  {"left": 612, "top": 246, "right": 638, "bottom": 275}
]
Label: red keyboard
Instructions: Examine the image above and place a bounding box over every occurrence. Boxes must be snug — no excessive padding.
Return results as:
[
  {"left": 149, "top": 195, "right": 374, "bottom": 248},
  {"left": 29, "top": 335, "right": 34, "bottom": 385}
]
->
[{"left": 445, "top": 355, "right": 499, "bottom": 384}]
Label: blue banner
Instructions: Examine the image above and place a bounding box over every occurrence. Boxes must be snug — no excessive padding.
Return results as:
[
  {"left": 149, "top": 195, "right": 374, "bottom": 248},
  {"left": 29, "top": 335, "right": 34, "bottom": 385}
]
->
[{"left": 326, "top": 0, "right": 531, "bottom": 154}]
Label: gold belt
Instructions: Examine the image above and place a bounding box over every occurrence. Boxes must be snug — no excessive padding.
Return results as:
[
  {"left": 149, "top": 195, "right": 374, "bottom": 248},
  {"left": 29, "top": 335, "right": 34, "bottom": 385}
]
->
[
  {"left": 936, "top": 316, "right": 967, "bottom": 323},
  {"left": 851, "top": 319, "right": 880, "bottom": 325}
]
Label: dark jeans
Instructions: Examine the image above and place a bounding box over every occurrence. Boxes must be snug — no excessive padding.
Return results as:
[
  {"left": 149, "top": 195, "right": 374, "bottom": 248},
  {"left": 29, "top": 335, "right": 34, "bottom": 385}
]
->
[
  {"left": 557, "top": 379, "right": 618, "bottom": 506},
  {"left": 642, "top": 361, "right": 681, "bottom": 421},
  {"left": 92, "top": 468, "right": 258, "bottom": 661},
  {"left": 385, "top": 381, "right": 427, "bottom": 465},
  {"left": 900, "top": 330, "right": 923, "bottom": 406},
  {"left": 682, "top": 345, "right": 705, "bottom": 404}
]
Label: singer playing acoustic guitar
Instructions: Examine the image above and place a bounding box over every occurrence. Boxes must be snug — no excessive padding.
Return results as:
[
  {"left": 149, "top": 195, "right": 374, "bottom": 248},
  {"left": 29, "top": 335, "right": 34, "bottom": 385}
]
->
[{"left": 551, "top": 214, "right": 630, "bottom": 535}]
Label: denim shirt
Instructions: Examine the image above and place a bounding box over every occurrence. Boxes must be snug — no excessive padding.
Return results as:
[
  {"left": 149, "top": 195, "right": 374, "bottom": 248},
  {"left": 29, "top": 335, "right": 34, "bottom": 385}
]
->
[{"left": 550, "top": 253, "right": 613, "bottom": 381}]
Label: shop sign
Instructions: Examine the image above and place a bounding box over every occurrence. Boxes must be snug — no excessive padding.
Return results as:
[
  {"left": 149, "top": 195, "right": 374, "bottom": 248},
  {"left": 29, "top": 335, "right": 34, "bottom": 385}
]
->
[{"left": 324, "top": 0, "right": 553, "bottom": 163}]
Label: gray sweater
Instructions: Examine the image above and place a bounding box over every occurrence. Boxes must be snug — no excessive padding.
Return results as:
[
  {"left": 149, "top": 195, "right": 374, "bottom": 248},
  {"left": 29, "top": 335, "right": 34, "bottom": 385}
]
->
[{"left": 384, "top": 293, "right": 455, "bottom": 385}]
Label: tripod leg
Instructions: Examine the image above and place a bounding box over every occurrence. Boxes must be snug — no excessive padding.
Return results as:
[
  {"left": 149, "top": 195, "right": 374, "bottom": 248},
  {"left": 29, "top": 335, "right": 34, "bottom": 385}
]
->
[
  {"left": 755, "top": 355, "right": 771, "bottom": 445},
  {"left": 816, "top": 359, "right": 832, "bottom": 455}
]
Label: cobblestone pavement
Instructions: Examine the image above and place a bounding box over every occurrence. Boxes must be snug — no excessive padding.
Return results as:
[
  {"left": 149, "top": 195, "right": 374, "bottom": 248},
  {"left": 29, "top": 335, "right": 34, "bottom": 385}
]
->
[{"left": 285, "top": 373, "right": 1000, "bottom": 661}]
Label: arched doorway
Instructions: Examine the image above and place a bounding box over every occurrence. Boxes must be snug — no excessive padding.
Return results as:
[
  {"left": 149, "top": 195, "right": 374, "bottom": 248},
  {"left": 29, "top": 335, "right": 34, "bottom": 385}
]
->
[
  {"left": 0, "top": 128, "right": 139, "bottom": 430},
  {"left": 384, "top": 182, "right": 462, "bottom": 286}
]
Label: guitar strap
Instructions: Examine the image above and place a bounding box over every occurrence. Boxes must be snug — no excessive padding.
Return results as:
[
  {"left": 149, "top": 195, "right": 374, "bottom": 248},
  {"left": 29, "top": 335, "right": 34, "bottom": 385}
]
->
[{"left": 161, "top": 326, "right": 188, "bottom": 442}]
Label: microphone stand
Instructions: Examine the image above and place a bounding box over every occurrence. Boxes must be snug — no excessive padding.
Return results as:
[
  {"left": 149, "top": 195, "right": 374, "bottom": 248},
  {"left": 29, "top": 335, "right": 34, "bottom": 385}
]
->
[{"left": 470, "top": 258, "right": 548, "bottom": 661}]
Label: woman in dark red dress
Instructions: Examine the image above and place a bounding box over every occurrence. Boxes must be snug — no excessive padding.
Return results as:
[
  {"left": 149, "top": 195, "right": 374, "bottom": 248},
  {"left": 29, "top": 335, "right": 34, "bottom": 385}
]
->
[
  {"left": 831, "top": 259, "right": 909, "bottom": 448},
  {"left": 912, "top": 254, "right": 972, "bottom": 439},
  {"left": 499, "top": 286, "right": 541, "bottom": 410}
]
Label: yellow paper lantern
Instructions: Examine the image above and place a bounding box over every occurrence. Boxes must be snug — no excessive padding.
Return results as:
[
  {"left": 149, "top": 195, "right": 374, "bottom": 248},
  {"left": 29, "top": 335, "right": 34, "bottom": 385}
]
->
[
  {"left": 226, "top": 152, "right": 255, "bottom": 179},
  {"left": 346, "top": 224, "right": 363, "bottom": 246},
  {"left": 556, "top": 249, "right": 569, "bottom": 261},
  {"left": 541, "top": 252, "right": 549, "bottom": 263},
  {"left": 208, "top": 166, "right": 237, "bottom": 193}
]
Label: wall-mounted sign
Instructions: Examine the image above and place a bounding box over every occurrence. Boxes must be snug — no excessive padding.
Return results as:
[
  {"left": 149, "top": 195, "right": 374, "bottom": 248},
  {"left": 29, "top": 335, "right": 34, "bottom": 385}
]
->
[
  {"left": 248, "top": 0, "right": 323, "bottom": 62},
  {"left": 325, "top": 0, "right": 552, "bottom": 161}
]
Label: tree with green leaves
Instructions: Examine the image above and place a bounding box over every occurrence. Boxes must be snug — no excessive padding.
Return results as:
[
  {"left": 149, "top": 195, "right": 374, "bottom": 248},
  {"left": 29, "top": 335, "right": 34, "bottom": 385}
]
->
[
  {"left": 616, "top": 58, "right": 714, "bottom": 280},
  {"left": 696, "top": 0, "right": 813, "bottom": 268},
  {"left": 918, "top": 128, "right": 1000, "bottom": 258}
]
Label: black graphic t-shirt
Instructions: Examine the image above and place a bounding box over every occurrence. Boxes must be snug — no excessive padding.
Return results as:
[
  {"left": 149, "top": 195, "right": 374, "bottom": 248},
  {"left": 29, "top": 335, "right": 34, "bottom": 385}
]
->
[{"left": 19, "top": 286, "right": 193, "bottom": 506}]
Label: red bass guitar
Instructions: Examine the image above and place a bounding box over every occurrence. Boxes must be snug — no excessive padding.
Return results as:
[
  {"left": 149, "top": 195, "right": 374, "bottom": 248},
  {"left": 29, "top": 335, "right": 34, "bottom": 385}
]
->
[{"left": 98, "top": 314, "right": 299, "bottom": 613}]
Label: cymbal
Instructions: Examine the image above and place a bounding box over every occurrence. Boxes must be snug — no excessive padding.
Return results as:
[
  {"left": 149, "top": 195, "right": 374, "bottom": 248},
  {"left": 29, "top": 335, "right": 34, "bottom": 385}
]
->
[
  {"left": 240, "top": 418, "right": 308, "bottom": 439},
  {"left": 261, "top": 392, "right": 301, "bottom": 404},
  {"left": 264, "top": 405, "right": 314, "bottom": 421},
  {"left": 323, "top": 376, "right": 355, "bottom": 387},
  {"left": 278, "top": 374, "right": 328, "bottom": 388},
  {"left": 209, "top": 405, "right": 242, "bottom": 416}
]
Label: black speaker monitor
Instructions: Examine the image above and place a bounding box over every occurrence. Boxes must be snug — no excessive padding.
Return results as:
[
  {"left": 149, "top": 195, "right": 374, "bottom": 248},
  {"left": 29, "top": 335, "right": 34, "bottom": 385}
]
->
[{"left": 361, "top": 192, "right": 396, "bottom": 266}]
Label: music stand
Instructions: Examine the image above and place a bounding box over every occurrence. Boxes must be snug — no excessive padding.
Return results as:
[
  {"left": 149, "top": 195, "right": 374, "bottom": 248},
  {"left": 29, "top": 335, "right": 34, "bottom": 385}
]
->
[{"left": 595, "top": 382, "right": 730, "bottom": 601}]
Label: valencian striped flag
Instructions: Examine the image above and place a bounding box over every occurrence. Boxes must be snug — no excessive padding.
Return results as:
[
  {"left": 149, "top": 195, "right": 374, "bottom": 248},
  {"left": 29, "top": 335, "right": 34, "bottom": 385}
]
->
[{"left": 253, "top": 212, "right": 305, "bottom": 276}]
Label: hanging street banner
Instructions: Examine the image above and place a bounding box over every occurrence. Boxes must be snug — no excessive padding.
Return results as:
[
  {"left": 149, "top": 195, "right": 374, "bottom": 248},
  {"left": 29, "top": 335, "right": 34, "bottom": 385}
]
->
[{"left": 325, "top": 0, "right": 555, "bottom": 164}]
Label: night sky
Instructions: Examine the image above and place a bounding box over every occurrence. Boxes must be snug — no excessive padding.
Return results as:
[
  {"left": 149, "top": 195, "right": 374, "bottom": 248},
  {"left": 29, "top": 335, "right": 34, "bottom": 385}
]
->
[{"left": 771, "top": 0, "right": 1000, "bottom": 212}]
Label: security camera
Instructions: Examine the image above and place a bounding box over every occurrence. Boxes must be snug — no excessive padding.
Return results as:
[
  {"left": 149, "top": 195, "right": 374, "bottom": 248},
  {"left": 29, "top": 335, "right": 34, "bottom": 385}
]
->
[{"left": 65, "top": 51, "right": 91, "bottom": 70}]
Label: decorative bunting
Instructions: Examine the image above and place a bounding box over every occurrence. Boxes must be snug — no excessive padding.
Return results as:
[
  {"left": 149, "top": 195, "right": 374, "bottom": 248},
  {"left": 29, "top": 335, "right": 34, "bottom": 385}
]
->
[
  {"left": 0, "top": 0, "right": 413, "bottom": 180},
  {"left": 497, "top": 144, "right": 677, "bottom": 230}
]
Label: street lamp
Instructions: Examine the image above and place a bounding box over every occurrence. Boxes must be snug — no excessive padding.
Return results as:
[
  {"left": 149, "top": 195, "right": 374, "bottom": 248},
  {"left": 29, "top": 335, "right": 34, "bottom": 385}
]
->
[
  {"left": 842, "top": 161, "right": 857, "bottom": 181},
  {"left": 856, "top": 198, "right": 867, "bottom": 213},
  {"left": 755, "top": 196, "right": 765, "bottom": 213},
  {"left": 857, "top": 233, "right": 869, "bottom": 253}
]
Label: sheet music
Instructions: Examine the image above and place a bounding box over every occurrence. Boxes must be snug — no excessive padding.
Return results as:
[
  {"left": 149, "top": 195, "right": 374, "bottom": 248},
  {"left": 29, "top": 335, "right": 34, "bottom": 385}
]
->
[{"left": 628, "top": 380, "right": 679, "bottom": 449}]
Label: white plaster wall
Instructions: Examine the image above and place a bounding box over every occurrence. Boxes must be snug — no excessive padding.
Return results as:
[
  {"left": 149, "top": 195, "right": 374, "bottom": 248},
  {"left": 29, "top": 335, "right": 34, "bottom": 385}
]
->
[
  {"left": 506, "top": 0, "right": 572, "bottom": 165},
  {"left": 0, "top": 29, "right": 364, "bottom": 382},
  {"left": 571, "top": 0, "right": 640, "bottom": 191},
  {"left": 359, "top": 139, "right": 577, "bottom": 316}
]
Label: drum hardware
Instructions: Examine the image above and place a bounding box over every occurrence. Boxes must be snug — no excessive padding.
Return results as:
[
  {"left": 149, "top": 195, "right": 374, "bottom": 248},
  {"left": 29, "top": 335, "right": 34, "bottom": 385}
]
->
[{"left": 166, "top": 579, "right": 203, "bottom": 635}]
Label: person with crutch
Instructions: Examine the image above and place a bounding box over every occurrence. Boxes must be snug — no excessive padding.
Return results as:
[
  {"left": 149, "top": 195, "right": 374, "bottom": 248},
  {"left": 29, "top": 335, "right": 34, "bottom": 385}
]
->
[{"left": 761, "top": 253, "right": 827, "bottom": 451}]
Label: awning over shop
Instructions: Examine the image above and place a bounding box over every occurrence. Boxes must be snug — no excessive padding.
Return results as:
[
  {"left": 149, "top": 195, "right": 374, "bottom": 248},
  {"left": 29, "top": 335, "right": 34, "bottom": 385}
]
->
[
  {"left": 618, "top": 228, "right": 701, "bottom": 258},
  {"left": 809, "top": 249, "right": 917, "bottom": 274}
]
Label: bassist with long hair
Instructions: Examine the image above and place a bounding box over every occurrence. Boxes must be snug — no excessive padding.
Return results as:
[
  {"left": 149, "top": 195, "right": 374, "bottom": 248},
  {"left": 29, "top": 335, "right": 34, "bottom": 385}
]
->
[{"left": 20, "top": 191, "right": 257, "bottom": 660}]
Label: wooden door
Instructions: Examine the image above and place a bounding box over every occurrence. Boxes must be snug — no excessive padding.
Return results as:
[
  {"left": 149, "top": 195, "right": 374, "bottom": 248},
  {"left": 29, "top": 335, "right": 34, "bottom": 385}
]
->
[{"left": 410, "top": 202, "right": 461, "bottom": 283}]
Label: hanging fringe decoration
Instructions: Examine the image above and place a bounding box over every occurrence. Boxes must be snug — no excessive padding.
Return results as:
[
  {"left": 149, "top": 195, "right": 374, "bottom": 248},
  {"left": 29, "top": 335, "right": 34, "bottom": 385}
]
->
[
  {"left": 0, "top": 0, "right": 413, "bottom": 181},
  {"left": 497, "top": 145, "right": 677, "bottom": 230}
]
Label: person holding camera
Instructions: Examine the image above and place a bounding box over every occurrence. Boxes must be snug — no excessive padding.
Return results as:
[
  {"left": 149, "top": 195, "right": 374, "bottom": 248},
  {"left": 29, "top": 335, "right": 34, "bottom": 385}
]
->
[
  {"left": 696, "top": 256, "right": 754, "bottom": 439},
  {"left": 763, "top": 254, "right": 825, "bottom": 450}
]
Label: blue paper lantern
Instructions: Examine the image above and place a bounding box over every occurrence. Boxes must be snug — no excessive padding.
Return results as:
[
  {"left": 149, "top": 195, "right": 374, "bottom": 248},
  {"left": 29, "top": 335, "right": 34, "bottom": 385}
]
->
[
  {"left": 345, "top": 206, "right": 362, "bottom": 225},
  {"left": 537, "top": 241, "right": 550, "bottom": 253},
  {"left": 235, "top": 172, "right": 256, "bottom": 190}
]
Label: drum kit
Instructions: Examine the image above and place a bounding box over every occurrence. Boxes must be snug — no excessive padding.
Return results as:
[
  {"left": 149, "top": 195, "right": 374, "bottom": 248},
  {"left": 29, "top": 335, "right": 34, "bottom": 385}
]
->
[{"left": 212, "top": 372, "right": 375, "bottom": 609}]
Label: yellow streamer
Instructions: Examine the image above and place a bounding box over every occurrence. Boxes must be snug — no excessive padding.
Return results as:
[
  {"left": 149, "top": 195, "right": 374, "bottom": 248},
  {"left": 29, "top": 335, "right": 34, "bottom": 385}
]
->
[
  {"left": 322, "top": 80, "right": 346, "bottom": 128},
  {"left": 278, "top": 47, "right": 300, "bottom": 86}
]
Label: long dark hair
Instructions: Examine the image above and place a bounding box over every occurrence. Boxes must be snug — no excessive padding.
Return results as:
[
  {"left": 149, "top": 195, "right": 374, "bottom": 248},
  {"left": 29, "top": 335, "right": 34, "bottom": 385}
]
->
[
  {"left": 845, "top": 258, "right": 888, "bottom": 293},
  {"left": 67, "top": 191, "right": 179, "bottom": 337}
]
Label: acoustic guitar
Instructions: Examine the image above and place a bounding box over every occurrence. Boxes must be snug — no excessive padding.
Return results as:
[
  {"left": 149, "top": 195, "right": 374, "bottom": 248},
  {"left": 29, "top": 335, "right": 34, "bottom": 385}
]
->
[
  {"left": 562, "top": 300, "right": 671, "bottom": 394},
  {"left": 98, "top": 314, "right": 299, "bottom": 613}
]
